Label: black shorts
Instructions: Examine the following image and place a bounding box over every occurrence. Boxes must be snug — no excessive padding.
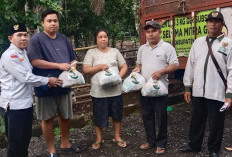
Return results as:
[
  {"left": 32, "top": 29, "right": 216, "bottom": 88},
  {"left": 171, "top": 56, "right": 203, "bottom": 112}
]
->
[{"left": 92, "top": 95, "right": 123, "bottom": 128}]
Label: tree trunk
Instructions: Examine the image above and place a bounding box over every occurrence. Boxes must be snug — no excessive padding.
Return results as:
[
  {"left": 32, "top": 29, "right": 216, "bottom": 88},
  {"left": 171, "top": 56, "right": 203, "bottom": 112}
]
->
[
  {"left": 134, "top": 0, "right": 141, "bottom": 44},
  {"left": 90, "top": 0, "right": 105, "bottom": 16}
]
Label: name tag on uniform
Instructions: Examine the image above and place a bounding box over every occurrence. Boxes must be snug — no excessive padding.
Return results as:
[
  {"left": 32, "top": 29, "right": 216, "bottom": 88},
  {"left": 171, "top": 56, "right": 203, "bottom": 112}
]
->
[{"left": 218, "top": 42, "right": 228, "bottom": 56}]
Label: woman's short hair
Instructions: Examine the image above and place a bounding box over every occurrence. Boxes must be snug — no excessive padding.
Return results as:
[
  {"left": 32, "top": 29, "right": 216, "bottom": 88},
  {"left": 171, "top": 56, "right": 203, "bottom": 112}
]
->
[{"left": 94, "top": 29, "right": 109, "bottom": 44}]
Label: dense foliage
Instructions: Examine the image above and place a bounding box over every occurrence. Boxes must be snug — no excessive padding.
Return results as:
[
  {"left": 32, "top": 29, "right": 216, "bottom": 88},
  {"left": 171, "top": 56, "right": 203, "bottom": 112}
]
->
[{"left": 0, "top": 0, "right": 138, "bottom": 55}]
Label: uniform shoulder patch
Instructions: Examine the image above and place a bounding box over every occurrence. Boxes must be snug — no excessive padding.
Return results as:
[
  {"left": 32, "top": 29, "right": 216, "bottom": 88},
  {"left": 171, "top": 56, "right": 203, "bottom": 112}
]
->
[{"left": 10, "top": 54, "right": 18, "bottom": 58}]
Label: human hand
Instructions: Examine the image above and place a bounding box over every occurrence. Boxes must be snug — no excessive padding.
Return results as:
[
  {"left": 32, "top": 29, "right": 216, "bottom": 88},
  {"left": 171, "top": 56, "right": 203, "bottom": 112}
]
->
[
  {"left": 184, "top": 92, "right": 191, "bottom": 103},
  {"left": 58, "top": 63, "right": 71, "bottom": 71},
  {"left": 151, "top": 70, "right": 163, "bottom": 80},
  {"left": 100, "top": 64, "right": 109, "bottom": 71},
  {"left": 132, "top": 67, "right": 141, "bottom": 72},
  {"left": 225, "top": 98, "right": 232, "bottom": 109},
  {"left": 48, "top": 77, "right": 63, "bottom": 87}
]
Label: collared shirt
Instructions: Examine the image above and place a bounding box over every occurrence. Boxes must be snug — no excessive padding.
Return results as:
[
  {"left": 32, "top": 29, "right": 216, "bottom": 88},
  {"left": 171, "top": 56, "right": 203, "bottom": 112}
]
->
[
  {"left": 183, "top": 35, "right": 232, "bottom": 102},
  {"left": 136, "top": 39, "right": 179, "bottom": 88},
  {"left": 0, "top": 44, "right": 48, "bottom": 110}
]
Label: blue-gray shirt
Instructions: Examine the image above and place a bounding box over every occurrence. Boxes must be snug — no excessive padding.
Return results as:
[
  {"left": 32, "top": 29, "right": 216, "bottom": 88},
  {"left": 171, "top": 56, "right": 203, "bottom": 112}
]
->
[{"left": 27, "top": 32, "right": 76, "bottom": 97}]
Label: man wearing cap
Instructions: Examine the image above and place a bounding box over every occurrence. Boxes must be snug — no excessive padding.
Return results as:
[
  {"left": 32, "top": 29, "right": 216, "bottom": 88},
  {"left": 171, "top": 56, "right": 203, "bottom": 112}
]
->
[
  {"left": 27, "top": 9, "right": 80, "bottom": 157},
  {"left": 0, "top": 23, "right": 61, "bottom": 157},
  {"left": 179, "top": 11, "right": 232, "bottom": 157},
  {"left": 132, "top": 20, "right": 179, "bottom": 154}
]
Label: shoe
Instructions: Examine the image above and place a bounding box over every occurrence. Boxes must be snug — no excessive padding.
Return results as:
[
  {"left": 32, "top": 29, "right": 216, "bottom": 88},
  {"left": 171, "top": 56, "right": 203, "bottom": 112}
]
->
[
  {"left": 112, "top": 139, "right": 127, "bottom": 148},
  {"left": 178, "top": 145, "right": 201, "bottom": 152},
  {"left": 49, "top": 153, "right": 58, "bottom": 157},
  {"left": 92, "top": 140, "right": 104, "bottom": 150},
  {"left": 60, "top": 144, "right": 82, "bottom": 153},
  {"left": 156, "top": 147, "right": 165, "bottom": 155},
  {"left": 209, "top": 152, "right": 219, "bottom": 157},
  {"left": 140, "top": 143, "right": 152, "bottom": 150}
]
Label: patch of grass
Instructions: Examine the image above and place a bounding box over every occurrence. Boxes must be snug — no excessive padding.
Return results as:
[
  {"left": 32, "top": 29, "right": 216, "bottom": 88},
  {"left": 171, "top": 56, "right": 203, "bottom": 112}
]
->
[
  {"left": 126, "top": 129, "right": 133, "bottom": 136},
  {"left": 69, "top": 128, "right": 75, "bottom": 134},
  {"left": 54, "top": 127, "right": 61, "bottom": 139},
  {"left": 87, "top": 119, "right": 93, "bottom": 126}
]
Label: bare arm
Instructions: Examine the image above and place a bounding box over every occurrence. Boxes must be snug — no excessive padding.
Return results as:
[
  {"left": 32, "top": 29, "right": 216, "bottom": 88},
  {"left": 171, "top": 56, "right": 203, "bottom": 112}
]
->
[
  {"left": 31, "top": 59, "right": 71, "bottom": 71},
  {"left": 152, "top": 64, "right": 179, "bottom": 80},
  {"left": 132, "top": 64, "right": 142, "bottom": 72},
  {"left": 119, "top": 63, "right": 128, "bottom": 78},
  {"left": 83, "top": 64, "right": 109, "bottom": 75}
]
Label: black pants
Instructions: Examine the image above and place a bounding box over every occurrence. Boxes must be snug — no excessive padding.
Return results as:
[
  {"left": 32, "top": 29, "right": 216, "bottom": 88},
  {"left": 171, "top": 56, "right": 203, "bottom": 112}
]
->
[
  {"left": 140, "top": 95, "right": 168, "bottom": 148},
  {"left": 4, "top": 106, "right": 33, "bottom": 157},
  {"left": 188, "top": 97, "right": 225, "bottom": 153}
]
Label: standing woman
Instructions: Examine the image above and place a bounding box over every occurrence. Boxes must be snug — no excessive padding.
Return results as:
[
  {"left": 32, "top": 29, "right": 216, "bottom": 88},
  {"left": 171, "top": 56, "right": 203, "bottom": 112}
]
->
[{"left": 83, "top": 29, "right": 128, "bottom": 149}]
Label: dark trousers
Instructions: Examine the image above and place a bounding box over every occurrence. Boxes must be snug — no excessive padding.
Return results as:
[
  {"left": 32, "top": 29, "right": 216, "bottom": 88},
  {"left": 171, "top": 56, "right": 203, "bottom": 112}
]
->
[
  {"left": 188, "top": 97, "right": 225, "bottom": 153},
  {"left": 140, "top": 95, "right": 168, "bottom": 148},
  {"left": 4, "top": 106, "right": 33, "bottom": 157}
]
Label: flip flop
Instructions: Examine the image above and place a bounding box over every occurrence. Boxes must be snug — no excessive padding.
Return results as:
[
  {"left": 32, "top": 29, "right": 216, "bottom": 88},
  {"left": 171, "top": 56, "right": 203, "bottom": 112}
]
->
[
  {"left": 112, "top": 139, "right": 127, "bottom": 148},
  {"left": 156, "top": 147, "right": 166, "bottom": 155},
  {"left": 140, "top": 143, "right": 152, "bottom": 150},
  {"left": 92, "top": 140, "right": 104, "bottom": 150},
  {"left": 60, "top": 144, "right": 82, "bottom": 153},
  {"left": 49, "top": 153, "right": 58, "bottom": 157}
]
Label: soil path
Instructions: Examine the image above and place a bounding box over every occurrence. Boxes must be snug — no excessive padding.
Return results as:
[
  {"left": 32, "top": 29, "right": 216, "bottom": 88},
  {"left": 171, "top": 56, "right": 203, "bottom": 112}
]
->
[{"left": 1, "top": 102, "right": 232, "bottom": 157}]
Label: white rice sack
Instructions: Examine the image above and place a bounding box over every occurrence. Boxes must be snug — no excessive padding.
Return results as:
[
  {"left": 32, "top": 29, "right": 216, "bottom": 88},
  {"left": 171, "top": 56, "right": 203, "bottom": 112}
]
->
[
  {"left": 122, "top": 72, "right": 146, "bottom": 93},
  {"left": 141, "top": 78, "right": 168, "bottom": 97},
  {"left": 98, "top": 68, "right": 122, "bottom": 87},
  {"left": 59, "top": 67, "right": 85, "bottom": 88}
]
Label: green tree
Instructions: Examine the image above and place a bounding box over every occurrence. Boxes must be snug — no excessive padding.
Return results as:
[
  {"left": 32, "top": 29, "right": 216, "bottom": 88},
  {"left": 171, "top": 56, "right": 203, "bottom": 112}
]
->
[
  {"left": 0, "top": 0, "right": 62, "bottom": 55},
  {"left": 0, "top": 0, "right": 138, "bottom": 54},
  {"left": 60, "top": 0, "right": 137, "bottom": 47}
]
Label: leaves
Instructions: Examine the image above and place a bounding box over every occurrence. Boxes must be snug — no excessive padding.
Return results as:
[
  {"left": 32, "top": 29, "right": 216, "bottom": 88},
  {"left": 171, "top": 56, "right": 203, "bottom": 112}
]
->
[
  {"left": 59, "top": 0, "right": 137, "bottom": 47},
  {"left": 0, "top": 0, "right": 138, "bottom": 55}
]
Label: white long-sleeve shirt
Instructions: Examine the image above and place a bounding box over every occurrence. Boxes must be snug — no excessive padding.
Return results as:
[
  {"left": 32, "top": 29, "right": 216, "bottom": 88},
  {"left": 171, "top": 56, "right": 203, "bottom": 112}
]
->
[
  {"left": 183, "top": 35, "right": 232, "bottom": 102},
  {"left": 0, "top": 44, "right": 48, "bottom": 110}
]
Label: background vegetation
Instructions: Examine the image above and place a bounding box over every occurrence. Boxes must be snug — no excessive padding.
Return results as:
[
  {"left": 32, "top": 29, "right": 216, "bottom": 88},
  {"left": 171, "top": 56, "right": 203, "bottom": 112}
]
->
[{"left": 0, "top": 0, "right": 140, "bottom": 55}]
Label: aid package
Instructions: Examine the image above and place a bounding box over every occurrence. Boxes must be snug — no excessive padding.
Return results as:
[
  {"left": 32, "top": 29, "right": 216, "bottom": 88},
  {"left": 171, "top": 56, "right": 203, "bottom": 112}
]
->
[
  {"left": 98, "top": 68, "right": 122, "bottom": 87},
  {"left": 122, "top": 72, "right": 146, "bottom": 93},
  {"left": 141, "top": 78, "right": 168, "bottom": 97},
  {"left": 59, "top": 67, "right": 85, "bottom": 88}
]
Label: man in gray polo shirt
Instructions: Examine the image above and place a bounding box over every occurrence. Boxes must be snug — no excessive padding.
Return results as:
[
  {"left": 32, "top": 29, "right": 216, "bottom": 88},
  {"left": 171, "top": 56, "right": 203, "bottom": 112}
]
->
[{"left": 133, "top": 21, "right": 179, "bottom": 154}]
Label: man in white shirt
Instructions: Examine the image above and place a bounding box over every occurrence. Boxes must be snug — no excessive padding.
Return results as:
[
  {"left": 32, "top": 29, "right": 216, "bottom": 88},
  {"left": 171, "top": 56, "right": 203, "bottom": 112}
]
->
[
  {"left": 0, "top": 23, "right": 61, "bottom": 157},
  {"left": 179, "top": 11, "right": 232, "bottom": 157}
]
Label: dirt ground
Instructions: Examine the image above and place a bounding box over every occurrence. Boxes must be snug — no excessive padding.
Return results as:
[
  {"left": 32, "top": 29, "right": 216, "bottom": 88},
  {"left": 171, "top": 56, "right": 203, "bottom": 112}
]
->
[{"left": 1, "top": 102, "right": 232, "bottom": 157}]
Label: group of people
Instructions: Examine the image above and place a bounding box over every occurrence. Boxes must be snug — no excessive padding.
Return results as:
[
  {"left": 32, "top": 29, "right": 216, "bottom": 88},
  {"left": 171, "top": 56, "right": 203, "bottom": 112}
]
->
[{"left": 0, "top": 9, "right": 231, "bottom": 157}]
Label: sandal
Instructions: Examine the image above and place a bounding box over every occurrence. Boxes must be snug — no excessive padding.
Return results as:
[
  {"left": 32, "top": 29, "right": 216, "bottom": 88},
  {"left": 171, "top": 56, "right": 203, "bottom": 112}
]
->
[
  {"left": 49, "top": 153, "right": 58, "bottom": 157},
  {"left": 60, "top": 144, "right": 82, "bottom": 153},
  {"left": 92, "top": 140, "right": 104, "bottom": 150},
  {"left": 140, "top": 143, "right": 152, "bottom": 150},
  {"left": 112, "top": 139, "right": 127, "bottom": 148},
  {"left": 156, "top": 147, "right": 166, "bottom": 155}
]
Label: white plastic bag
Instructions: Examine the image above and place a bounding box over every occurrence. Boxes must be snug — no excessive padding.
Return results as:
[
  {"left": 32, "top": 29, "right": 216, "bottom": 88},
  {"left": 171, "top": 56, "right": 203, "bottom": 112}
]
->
[
  {"left": 98, "top": 68, "right": 122, "bottom": 87},
  {"left": 141, "top": 78, "right": 168, "bottom": 97},
  {"left": 122, "top": 72, "right": 146, "bottom": 93},
  {"left": 59, "top": 67, "right": 85, "bottom": 88}
]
